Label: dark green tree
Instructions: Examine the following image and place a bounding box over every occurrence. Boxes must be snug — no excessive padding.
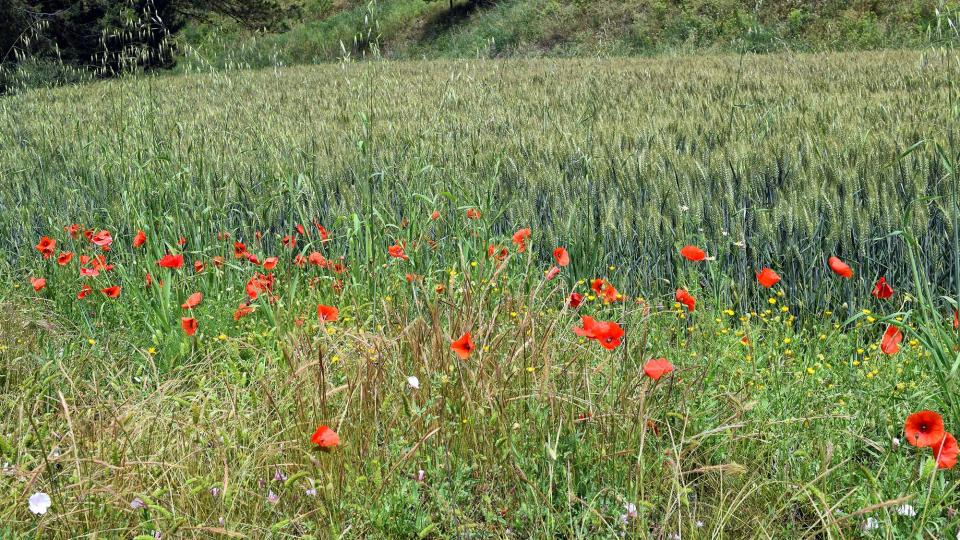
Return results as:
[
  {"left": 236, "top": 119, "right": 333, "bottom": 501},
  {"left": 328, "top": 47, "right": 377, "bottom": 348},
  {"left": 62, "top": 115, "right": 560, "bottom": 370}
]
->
[{"left": 0, "top": 0, "right": 293, "bottom": 92}]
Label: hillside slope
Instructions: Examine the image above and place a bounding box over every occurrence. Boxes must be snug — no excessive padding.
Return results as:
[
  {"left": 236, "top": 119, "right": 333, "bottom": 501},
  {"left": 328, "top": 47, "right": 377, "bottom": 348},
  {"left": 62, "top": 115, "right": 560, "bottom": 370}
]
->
[{"left": 180, "top": 0, "right": 957, "bottom": 69}]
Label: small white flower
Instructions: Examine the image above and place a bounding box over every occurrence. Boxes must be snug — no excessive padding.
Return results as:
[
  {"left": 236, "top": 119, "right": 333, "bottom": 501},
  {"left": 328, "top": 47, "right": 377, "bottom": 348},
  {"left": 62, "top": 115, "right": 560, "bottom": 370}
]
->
[
  {"left": 407, "top": 376, "right": 420, "bottom": 390},
  {"left": 130, "top": 497, "right": 146, "bottom": 509},
  {"left": 305, "top": 488, "right": 317, "bottom": 497},
  {"left": 896, "top": 504, "right": 916, "bottom": 517},
  {"left": 892, "top": 437, "right": 901, "bottom": 449},
  {"left": 861, "top": 517, "right": 880, "bottom": 531},
  {"left": 695, "top": 520, "right": 704, "bottom": 528},
  {"left": 620, "top": 502, "right": 638, "bottom": 524},
  {"left": 28, "top": 492, "right": 51, "bottom": 515},
  {"left": 668, "top": 534, "right": 682, "bottom": 540},
  {"left": 416, "top": 469, "right": 426, "bottom": 482}
]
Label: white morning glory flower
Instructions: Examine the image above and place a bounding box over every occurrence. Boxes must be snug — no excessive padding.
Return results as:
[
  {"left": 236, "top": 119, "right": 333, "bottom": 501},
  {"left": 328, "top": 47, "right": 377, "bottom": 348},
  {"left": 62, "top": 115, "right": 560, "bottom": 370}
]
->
[{"left": 28, "top": 492, "right": 51, "bottom": 515}]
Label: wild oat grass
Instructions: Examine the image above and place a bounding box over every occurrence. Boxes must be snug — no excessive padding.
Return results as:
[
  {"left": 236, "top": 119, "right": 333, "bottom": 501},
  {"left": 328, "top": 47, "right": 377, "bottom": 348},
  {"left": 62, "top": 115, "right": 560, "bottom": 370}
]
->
[{"left": 1, "top": 50, "right": 959, "bottom": 538}]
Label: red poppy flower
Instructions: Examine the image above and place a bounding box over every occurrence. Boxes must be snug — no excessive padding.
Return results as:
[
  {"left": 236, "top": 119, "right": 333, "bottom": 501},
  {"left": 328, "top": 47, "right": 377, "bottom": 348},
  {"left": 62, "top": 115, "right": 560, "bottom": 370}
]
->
[
  {"left": 643, "top": 358, "right": 674, "bottom": 380},
  {"left": 57, "top": 251, "right": 73, "bottom": 266},
  {"left": 573, "top": 316, "right": 625, "bottom": 350},
  {"left": 308, "top": 252, "right": 325, "bottom": 266},
  {"left": 954, "top": 309, "right": 959, "bottom": 330},
  {"left": 487, "top": 244, "right": 508, "bottom": 261},
  {"left": 827, "top": 256, "right": 853, "bottom": 279},
  {"left": 181, "top": 317, "right": 198, "bottom": 336},
  {"left": 512, "top": 228, "right": 531, "bottom": 253},
  {"left": 553, "top": 247, "right": 570, "bottom": 267},
  {"left": 295, "top": 224, "right": 306, "bottom": 236},
  {"left": 314, "top": 224, "right": 330, "bottom": 242},
  {"left": 904, "top": 410, "right": 945, "bottom": 448},
  {"left": 675, "top": 288, "right": 695, "bottom": 312},
  {"left": 282, "top": 235, "right": 296, "bottom": 249},
  {"left": 212, "top": 256, "right": 224, "bottom": 268},
  {"left": 233, "top": 303, "right": 254, "bottom": 320},
  {"left": 872, "top": 277, "right": 893, "bottom": 299},
  {"left": 181, "top": 292, "right": 202, "bottom": 310},
  {"left": 934, "top": 433, "right": 959, "bottom": 469},
  {"left": 430, "top": 210, "right": 440, "bottom": 221},
  {"left": 881, "top": 325, "right": 902, "bottom": 355},
  {"left": 144, "top": 273, "right": 154, "bottom": 287},
  {"left": 77, "top": 284, "right": 92, "bottom": 299},
  {"left": 545, "top": 266, "right": 561, "bottom": 280},
  {"left": 245, "top": 273, "right": 274, "bottom": 300},
  {"left": 740, "top": 335, "right": 750, "bottom": 345},
  {"left": 157, "top": 254, "right": 184, "bottom": 269},
  {"left": 232, "top": 242, "right": 246, "bottom": 259},
  {"left": 80, "top": 267, "right": 99, "bottom": 278},
  {"left": 405, "top": 273, "right": 420, "bottom": 283},
  {"left": 101, "top": 285, "right": 121, "bottom": 298},
  {"left": 133, "top": 230, "right": 146, "bottom": 248},
  {"left": 65, "top": 224, "right": 80, "bottom": 239},
  {"left": 679, "top": 245, "right": 706, "bottom": 262},
  {"left": 177, "top": 236, "right": 187, "bottom": 246},
  {"left": 254, "top": 231, "right": 263, "bottom": 241},
  {"left": 30, "top": 277, "right": 46, "bottom": 292},
  {"left": 466, "top": 208, "right": 481, "bottom": 220},
  {"left": 590, "top": 279, "right": 605, "bottom": 294},
  {"left": 756, "top": 268, "right": 781, "bottom": 288},
  {"left": 568, "top": 292, "right": 584, "bottom": 309},
  {"left": 388, "top": 243, "right": 409, "bottom": 260},
  {"left": 317, "top": 304, "right": 339, "bottom": 321},
  {"left": 451, "top": 332, "right": 475, "bottom": 360},
  {"left": 601, "top": 282, "right": 621, "bottom": 303},
  {"left": 593, "top": 320, "right": 625, "bottom": 350},
  {"left": 91, "top": 254, "right": 113, "bottom": 272},
  {"left": 194, "top": 260, "right": 205, "bottom": 273},
  {"left": 293, "top": 254, "right": 306, "bottom": 266},
  {"left": 35, "top": 236, "right": 56, "bottom": 259},
  {"left": 245, "top": 252, "right": 260, "bottom": 265},
  {"left": 311, "top": 425, "right": 340, "bottom": 448},
  {"left": 263, "top": 256, "right": 279, "bottom": 270},
  {"left": 90, "top": 230, "right": 113, "bottom": 248}
]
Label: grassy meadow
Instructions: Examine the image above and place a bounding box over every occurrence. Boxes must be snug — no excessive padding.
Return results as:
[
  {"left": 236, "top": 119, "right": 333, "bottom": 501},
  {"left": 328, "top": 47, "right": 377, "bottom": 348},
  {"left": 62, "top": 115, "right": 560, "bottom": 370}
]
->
[{"left": 1, "top": 49, "right": 960, "bottom": 538}]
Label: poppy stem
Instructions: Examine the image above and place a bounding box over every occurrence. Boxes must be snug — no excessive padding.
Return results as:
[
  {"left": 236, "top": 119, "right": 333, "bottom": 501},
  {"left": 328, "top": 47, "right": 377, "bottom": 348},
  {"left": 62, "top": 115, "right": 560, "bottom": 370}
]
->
[{"left": 634, "top": 378, "right": 649, "bottom": 503}]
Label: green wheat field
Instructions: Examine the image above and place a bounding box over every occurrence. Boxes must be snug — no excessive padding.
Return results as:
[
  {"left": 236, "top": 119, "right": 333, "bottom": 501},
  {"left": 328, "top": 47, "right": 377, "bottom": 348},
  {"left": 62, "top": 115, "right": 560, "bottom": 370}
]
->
[{"left": 2, "top": 49, "right": 960, "bottom": 538}]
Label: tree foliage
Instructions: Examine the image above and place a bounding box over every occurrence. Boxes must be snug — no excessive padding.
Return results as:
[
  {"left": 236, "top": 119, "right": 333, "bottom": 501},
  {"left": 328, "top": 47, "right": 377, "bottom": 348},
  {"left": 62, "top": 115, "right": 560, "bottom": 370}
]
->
[{"left": 0, "top": 0, "right": 293, "bottom": 92}]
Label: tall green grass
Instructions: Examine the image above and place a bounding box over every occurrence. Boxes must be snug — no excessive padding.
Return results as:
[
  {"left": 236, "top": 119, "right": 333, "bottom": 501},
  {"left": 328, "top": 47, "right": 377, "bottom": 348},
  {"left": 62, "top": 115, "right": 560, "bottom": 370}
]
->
[
  {"left": 2, "top": 51, "right": 960, "bottom": 538},
  {"left": 1, "top": 50, "right": 957, "bottom": 308}
]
